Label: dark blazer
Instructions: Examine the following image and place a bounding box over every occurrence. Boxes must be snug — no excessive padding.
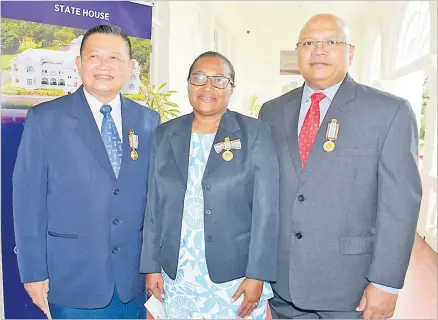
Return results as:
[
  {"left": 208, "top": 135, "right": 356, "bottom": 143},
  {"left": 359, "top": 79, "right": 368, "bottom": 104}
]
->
[
  {"left": 13, "top": 87, "right": 160, "bottom": 308},
  {"left": 140, "top": 110, "right": 279, "bottom": 283},
  {"left": 259, "top": 74, "right": 422, "bottom": 310}
]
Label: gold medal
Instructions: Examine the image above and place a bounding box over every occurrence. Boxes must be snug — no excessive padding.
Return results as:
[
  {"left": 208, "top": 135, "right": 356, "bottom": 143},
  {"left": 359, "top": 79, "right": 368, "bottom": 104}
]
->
[
  {"left": 129, "top": 129, "right": 139, "bottom": 160},
  {"left": 324, "top": 119, "right": 339, "bottom": 152},
  {"left": 222, "top": 150, "right": 234, "bottom": 161},
  {"left": 323, "top": 140, "right": 336, "bottom": 152},
  {"left": 131, "top": 149, "right": 138, "bottom": 160}
]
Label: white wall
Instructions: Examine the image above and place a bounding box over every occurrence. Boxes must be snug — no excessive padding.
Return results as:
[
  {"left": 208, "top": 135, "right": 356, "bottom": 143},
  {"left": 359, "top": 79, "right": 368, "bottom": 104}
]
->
[
  {"left": 151, "top": 1, "right": 243, "bottom": 116},
  {"left": 230, "top": 16, "right": 369, "bottom": 116},
  {"left": 150, "top": 1, "right": 170, "bottom": 90},
  {"left": 151, "top": 1, "right": 375, "bottom": 117}
]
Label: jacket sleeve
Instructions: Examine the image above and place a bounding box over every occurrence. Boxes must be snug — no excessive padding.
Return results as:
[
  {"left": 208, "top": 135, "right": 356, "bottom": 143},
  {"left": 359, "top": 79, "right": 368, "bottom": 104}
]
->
[
  {"left": 245, "top": 122, "right": 280, "bottom": 282},
  {"left": 367, "top": 99, "right": 422, "bottom": 288},
  {"left": 140, "top": 133, "right": 161, "bottom": 274},
  {"left": 13, "top": 107, "right": 49, "bottom": 283}
]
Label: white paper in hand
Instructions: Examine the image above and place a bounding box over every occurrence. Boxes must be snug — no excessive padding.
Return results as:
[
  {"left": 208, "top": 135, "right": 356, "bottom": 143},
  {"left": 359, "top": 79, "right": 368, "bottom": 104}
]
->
[
  {"left": 43, "top": 294, "right": 52, "bottom": 320},
  {"left": 144, "top": 295, "right": 165, "bottom": 319}
]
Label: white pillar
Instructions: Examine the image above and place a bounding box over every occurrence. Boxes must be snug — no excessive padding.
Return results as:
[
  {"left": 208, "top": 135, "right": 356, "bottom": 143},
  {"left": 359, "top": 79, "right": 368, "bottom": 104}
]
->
[{"left": 417, "top": 57, "right": 437, "bottom": 252}]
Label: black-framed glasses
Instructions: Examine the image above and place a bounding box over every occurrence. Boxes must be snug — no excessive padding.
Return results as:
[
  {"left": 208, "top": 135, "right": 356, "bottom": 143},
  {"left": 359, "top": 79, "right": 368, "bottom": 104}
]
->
[
  {"left": 296, "top": 40, "right": 352, "bottom": 50},
  {"left": 188, "top": 74, "right": 233, "bottom": 89}
]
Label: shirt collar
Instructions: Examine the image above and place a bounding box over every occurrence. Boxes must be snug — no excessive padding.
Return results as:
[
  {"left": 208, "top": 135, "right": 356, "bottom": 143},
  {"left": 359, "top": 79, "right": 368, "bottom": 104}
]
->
[
  {"left": 83, "top": 87, "right": 121, "bottom": 113},
  {"left": 302, "top": 78, "right": 344, "bottom": 103}
]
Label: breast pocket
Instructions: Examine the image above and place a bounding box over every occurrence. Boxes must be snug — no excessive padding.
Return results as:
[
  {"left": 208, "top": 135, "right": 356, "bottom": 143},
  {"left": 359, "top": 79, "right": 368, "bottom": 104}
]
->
[
  {"left": 334, "top": 149, "right": 376, "bottom": 183},
  {"left": 335, "top": 149, "right": 375, "bottom": 157}
]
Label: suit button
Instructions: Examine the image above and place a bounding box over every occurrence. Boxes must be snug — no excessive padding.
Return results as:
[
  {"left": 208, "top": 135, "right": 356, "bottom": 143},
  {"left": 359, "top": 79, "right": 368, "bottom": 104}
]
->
[
  {"left": 204, "top": 184, "right": 210, "bottom": 191},
  {"left": 112, "top": 247, "right": 119, "bottom": 254},
  {"left": 113, "top": 189, "right": 120, "bottom": 195},
  {"left": 297, "top": 195, "right": 305, "bottom": 202},
  {"left": 112, "top": 219, "right": 120, "bottom": 225},
  {"left": 205, "top": 209, "right": 211, "bottom": 215},
  {"left": 295, "top": 232, "right": 303, "bottom": 239},
  {"left": 206, "top": 236, "right": 212, "bottom": 241}
]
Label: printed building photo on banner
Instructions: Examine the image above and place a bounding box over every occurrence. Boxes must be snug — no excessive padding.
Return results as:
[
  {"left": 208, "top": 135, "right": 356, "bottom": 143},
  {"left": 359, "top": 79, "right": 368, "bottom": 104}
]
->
[
  {"left": 1, "top": 19, "right": 151, "bottom": 112},
  {"left": 6, "top": 27, "right": 141, "bottom": 95},
  {"left": 0, "top": 1, "right": 152, "bottom": 319}
]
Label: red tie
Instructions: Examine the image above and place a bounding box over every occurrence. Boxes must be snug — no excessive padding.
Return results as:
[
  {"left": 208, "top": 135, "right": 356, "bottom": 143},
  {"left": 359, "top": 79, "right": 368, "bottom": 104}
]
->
[{"left": 299, "top": 92, "right": 326, "bottom": 167}]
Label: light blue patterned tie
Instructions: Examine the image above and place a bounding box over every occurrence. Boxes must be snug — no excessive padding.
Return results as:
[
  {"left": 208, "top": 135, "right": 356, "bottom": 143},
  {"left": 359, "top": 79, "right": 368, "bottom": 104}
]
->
[{"left": 100, "top": 105, "right": 122, "bottom": 178}]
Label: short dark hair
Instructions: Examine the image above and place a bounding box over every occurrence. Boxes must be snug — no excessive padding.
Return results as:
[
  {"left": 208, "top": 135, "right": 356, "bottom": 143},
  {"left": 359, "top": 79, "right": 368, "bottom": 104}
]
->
[
  {"left": 187, "top": 51, "right": 235, "bottom": 87},
  {"left": 80, "top": 24, "right": 132, "bottom": 59}
]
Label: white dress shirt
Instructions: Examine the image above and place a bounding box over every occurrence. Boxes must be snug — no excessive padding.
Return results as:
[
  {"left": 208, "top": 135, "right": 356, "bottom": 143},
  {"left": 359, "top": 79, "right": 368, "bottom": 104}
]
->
[
  {"left": 298, "top": 80, "right": 342, "bottom": 134},
  {"left": 83, "top": 88, "right": 123, "bottom": 140}
]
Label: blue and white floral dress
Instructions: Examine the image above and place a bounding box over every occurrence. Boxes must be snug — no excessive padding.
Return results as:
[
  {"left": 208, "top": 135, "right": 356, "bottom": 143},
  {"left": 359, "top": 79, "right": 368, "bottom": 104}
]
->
[{"left": 162, "top": 132, "right": 273, "bottom": 319}]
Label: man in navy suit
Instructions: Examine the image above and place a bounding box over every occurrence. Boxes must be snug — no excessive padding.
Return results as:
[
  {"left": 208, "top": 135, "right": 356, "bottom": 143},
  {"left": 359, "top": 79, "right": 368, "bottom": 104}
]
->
[{"left": 13, "top": 25, "right": 160, "bottom": 318}]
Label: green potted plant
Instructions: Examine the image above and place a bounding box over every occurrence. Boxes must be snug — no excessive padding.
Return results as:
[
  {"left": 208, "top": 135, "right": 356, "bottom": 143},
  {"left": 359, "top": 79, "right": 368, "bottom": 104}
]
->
[
  {"left": 248, "top": 94, "right": 261, "bottom": 118},
  {"left": 144, "top": 81, "right": 180, "bottom": 122}
]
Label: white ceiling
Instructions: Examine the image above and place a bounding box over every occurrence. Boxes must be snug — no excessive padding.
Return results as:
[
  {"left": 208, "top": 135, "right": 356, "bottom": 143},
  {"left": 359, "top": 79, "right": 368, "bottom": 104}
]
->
[{"left": 209, "top": 1, "right": 375, "bottom": 35}]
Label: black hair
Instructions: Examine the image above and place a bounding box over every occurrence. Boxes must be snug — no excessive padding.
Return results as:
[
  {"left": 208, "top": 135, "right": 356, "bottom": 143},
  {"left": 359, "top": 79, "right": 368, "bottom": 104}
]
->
[
  {"left": 80, "top": 24, "right": 132, "bottom": 59},
  {"left": 187, "top": 51, "right": 235, "bottom": 87}
]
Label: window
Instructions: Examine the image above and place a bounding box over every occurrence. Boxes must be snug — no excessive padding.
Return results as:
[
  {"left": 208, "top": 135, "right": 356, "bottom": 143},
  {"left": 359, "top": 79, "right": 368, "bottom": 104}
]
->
[
  {"left": 281, "top": 81, "right": 300, "bottom": 94},
  {"left": 129, "top": 84, "right": 135, "bottom": 90},
  {"left": 58, "top": 79, "right": 65, "bottom": 86},
  {"left": 41, "top": 77, "right": 49, "bottom": 85},
  {"left": 395, "top": 1, "right": 431, "bottom": 71},
  {"left": 130, "top": 74, "right": 136, "bottom": 80},
  {"left": 280, "top": 51, "right": 300, "bottom": 75},
  {"left": 26, "top": 66, "right": 35, "bottom": 73},
  {"left": 50, "top": 78, "right": 57, "bottom": 85},
  {"left": 27, "top": 79, "right": 33, "bottom": 85}
]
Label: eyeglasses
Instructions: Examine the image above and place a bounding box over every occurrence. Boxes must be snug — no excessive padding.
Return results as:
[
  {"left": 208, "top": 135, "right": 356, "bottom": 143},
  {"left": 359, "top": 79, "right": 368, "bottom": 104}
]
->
[
  {"left": 188, "top": 74, "right": 233, "bottom": 89},
  {"left": 296, "top": 40, "right": 351, "bottom": 50}
]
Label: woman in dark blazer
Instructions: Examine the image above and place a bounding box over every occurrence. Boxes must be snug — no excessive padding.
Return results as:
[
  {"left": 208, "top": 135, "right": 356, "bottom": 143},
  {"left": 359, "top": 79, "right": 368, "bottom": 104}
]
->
[{"left": 140, "top": 51, "right": 279, "bottom": 319}]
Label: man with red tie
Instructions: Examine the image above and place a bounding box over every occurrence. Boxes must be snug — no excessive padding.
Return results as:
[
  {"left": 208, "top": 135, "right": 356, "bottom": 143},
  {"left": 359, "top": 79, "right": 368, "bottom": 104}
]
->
[{"left": 259, "top": 14, "right": 422, "bottom": 319}]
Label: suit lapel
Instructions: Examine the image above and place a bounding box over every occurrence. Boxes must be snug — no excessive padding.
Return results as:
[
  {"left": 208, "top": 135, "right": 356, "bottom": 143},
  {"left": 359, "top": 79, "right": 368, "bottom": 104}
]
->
[
  {"left": 119, "top": 95, "right": 140, "bottom": 178},
  {"left": 204, "top": 110, "right": 241, "bottom": 177},
  {"left": 169, "top": 114, "right": 193, "bottom": 185},
  {"left": 71, "top": 87, "right": 116, "bottom": 179},
  {"left": 284, "top": 87, "right": 305, "bottom": 182},
  {"left": 299, "top": 74, "right": 358, "bottom": 184}
]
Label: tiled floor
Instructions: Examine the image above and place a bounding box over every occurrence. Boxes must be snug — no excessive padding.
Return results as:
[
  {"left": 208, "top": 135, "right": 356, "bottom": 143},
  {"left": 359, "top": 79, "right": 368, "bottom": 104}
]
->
[
  {"left": 392, "top": 234, "right": 437, "bottom": 319},
  {"left": 148, "top": 234, "right": 437, "bottom": 319}
]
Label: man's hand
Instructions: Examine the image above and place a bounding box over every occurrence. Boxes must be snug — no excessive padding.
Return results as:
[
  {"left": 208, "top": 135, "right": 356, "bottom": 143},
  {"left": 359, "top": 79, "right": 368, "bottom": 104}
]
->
[
  {"left": 231, "top": 278, "right": 263, "bottom": 318},
  {"left": 356, "top": 283, "right": 398, "bottom": 319},
  {"left": 146, "top": 273, "right": 164, "bottom": 302},
  {"left": 24, "top": 279, "right": 49, "bottom": 314}
]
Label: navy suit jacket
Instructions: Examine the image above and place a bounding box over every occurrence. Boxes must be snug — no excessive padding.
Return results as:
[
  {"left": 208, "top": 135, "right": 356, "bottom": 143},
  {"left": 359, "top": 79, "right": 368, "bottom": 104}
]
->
[
  {"left": 140, "top": 110, "right": 280, "bottom": 283},
  {"left": 13, "top": 87, "right": 160, "bottom": 308}
]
